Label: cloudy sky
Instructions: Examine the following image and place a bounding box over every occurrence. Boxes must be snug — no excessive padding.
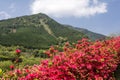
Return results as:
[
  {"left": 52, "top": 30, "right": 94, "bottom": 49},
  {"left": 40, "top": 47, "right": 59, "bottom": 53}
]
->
[{"left": 0, "top": 0, "right": 120, "bottom": 35}]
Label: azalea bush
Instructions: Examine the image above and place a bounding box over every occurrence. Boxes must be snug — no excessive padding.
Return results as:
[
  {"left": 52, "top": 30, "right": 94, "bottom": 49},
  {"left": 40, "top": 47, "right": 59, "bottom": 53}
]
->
[{"left": 1, "top": 37, "right": 120, "bottom": 80}]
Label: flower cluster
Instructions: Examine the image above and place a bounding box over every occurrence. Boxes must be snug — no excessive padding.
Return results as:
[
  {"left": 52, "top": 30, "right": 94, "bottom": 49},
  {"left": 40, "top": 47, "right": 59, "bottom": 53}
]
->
[
  {"left": 2, "top": 37, "right": 120, "bottom": 80},
  {"left": 10, "top": 49, "right": 22, "bottom": 70}
]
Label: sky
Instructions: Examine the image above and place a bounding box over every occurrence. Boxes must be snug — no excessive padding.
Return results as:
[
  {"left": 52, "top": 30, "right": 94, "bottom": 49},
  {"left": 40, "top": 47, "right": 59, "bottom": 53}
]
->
[{"left": 0, "top": 0, "right": 120, "bottom": 36}]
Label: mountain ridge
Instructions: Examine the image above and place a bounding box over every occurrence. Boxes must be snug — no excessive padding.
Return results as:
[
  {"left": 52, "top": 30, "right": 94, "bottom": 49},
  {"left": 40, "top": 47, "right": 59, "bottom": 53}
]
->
[
  {"left": 73, "top": 27, "right": 106, "bottom": 40},
  {"left": 0, "top": 13, "right": 106, "bottom": 49}
]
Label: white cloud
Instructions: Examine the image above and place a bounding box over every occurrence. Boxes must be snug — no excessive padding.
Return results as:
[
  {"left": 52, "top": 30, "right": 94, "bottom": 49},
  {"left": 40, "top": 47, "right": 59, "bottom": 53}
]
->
[
  {"left": 0, "top": 11, "right": 11, "bottom": 20},
  {"left": 30, "top": 0, "right": 107, "bottom": 18}
]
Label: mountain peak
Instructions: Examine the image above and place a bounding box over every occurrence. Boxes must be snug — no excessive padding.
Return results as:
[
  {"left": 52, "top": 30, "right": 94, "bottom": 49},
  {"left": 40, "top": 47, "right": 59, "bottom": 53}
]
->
[{"left": 0, "top": 13, "right": 106, "bottom": 49}]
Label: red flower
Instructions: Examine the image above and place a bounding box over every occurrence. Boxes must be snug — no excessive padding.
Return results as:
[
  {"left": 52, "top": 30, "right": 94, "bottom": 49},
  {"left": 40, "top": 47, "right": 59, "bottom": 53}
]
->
[
  {"left": 25, "top": 69, "right": 30, "bottom": 73},
  {"left": 4, "top": 37, "right": 120, "bottom": 79},
  {"left": 15, "top": 69, "right": 22, "bottom": 76},
  {"left": 10, "top": 65, "right": 14, "bottom": 70},
  {"left": 16, "top": 49, "right": 21, "bottom": 54},
  {"left": 65, "top": 42, "right": 70, "bottom": 46},
  {"left": 86, "top": 64, "right": 92, "bottom": 70}
]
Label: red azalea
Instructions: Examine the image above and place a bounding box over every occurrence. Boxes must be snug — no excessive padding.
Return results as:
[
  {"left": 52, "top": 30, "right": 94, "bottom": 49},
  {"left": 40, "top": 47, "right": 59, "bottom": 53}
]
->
[
  {"left": 15, "top": 69, "right": 22, "bottom": 76},
  {"left": 10, "top": 65, "right": 14, "bottom": 70},
  {"left": 9, "top": 71, "right": 14, "bottom": 77},
  {"left": 16, "top": 49, "right": 21, "bottom": 54},
  {"left": 86, "top": 64, "right": 92, "bottom": 70},
  {"left": 65, "top": 42, "right": 70, "bottom": 46},
  {"left": 3, "top": 37, "right": 120, "bottom": 79},
  {"left": 25, "top": 69, "right": 30, "bottom": 73}
]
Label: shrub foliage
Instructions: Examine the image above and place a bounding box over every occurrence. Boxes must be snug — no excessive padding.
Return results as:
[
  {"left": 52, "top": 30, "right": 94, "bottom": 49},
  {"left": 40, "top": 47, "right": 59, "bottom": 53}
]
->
[{"left": 1, "top": 37, "right": 120, "bottom": 80}]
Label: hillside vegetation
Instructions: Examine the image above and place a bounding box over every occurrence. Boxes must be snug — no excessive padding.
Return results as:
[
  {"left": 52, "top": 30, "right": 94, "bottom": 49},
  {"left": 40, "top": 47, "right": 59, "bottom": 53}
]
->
[
  {"left": 0, "top": 13, "right": 105, "bottom": 49},
  {"left": 1, "top": 37, "right": 120, "bottom": 79}
]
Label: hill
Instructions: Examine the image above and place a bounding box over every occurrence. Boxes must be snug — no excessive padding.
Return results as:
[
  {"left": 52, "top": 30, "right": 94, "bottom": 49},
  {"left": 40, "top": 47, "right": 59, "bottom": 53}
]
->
[
  {"left": 73, "top": 27, "right": 106, "bottom": 40},
  {"left": 0, "top": 13, "right": 105, "bottom": 49}
]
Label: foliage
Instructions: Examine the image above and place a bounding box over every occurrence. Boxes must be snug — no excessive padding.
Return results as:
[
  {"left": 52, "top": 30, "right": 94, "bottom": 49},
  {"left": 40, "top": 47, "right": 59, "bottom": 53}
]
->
[
  {"left": 21, "top": 57, "right": 42, "bottom": 66},
  {"left": 0, "top": 68, "right": 3, "bottom": 77},
  {"left": 73, "top": 27, "right": 106, "bottom": 41},
  {"left": 1, "top": 37, "right": 120, "bottom": 79},
  {"left": 0, "top": 61, "right": 12, "bottom": 72},
  {"left": 0, "top": 13, "right": 89, "bottom": 49},
  {"left": 0, "top": 45, "right": 45, "bottom": 72}
]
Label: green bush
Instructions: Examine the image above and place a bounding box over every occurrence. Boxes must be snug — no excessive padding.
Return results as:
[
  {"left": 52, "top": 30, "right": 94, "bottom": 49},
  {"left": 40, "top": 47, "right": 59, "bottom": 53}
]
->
[
  {"left": 0, "top": 61, "right": 12, "bottom": 71},
  {"left": 114, "top": 64, "right": 120, "bottom": 80},
  {"left": 21, "top": 57, "right": 42, "bottom": 66}
]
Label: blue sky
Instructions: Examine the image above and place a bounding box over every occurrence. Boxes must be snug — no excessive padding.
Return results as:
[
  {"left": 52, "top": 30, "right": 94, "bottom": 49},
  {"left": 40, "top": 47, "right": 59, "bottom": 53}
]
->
[{"left": 0, "top": 0, "right": 120, "bottom": 36}]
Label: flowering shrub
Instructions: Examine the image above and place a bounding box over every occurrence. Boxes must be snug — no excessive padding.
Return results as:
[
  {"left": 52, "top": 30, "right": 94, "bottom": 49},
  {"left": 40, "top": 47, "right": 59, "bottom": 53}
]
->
[
  {"left": 10, "top": 49, "right": 22, "bottom": 69},
  {"left": 2, "top": 37, "right": 120, "bottom": 80}
]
